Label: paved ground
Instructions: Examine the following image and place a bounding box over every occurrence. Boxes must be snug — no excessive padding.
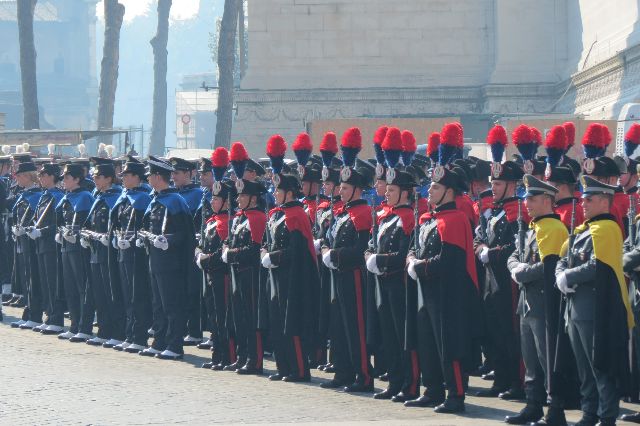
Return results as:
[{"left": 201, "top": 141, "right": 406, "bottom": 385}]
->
[{"left": 0, "top": 306, "right": 637, "bottom": 425}]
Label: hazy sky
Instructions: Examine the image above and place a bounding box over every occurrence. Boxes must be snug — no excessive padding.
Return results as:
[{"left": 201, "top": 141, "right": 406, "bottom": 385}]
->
[{"left": 96, "top": 0, "right": 201, "bottom": 23}]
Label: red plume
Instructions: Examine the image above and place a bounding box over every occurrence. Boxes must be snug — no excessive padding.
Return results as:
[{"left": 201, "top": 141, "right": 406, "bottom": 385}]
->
[
  {"left": 487, "top": 125, "right": 508, "bottom": 146},
  {"left": 382, "top": 127, "right": 403, "bottom": 151},
  {"left": 229, "top": 142, "right": 249, "bottom": 161},
  {"left": 373, "top": 126, "right": 389, "bottom": 146},
  {"left": 602, "top": 124, "right": 612, "bottom": 146},
  {"left": 530, "top": 127, "right": 542, "bottom": 145},
  {"left": 581, "top": 123, "right": 607, "bottom": 148},
  {"left": 625, "top": 123, "right": 640, "bottom": 144},
  {"left": 427, "top": 132, "right": 440, "bottom": 156},
  {"left": 292, "top": 132, "right": 312, "bottom": 152},
  {"left": 341, "top": 127, "right": 362, "bottom": 149},
  {"left": 401, "top": 130, "right": 417, "bottom": 152},
  {"left": 266, "top": 134, "right": 287, "bottom": 157},
  {"left": 440, "top": 123, "right": 463, "bottom": 147},
  {"left": 512, "top": 125, "right": 533, "bottom": 146},
  {"left": 320, "top": 132, "right": 338, "bottom": 154},
  {"left": 562, "top": 122, "right": 576, "bottom": 147},
  {"left": 211, "top": 147, "right": 229, "bottom": 167},
  {"left": 544, "top": 125, "right": 568, "bottom": 150}
]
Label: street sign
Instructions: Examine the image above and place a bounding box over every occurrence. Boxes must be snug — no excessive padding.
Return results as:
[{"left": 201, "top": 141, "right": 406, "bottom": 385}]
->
[{"left": 181, "top": 114, "right": 191, "bottom": 125}]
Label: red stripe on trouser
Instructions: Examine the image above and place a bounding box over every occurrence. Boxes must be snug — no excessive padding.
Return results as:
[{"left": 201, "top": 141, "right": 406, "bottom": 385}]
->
[
  {"left": 511, "top": 281, "right": 518, "bottom": 332},
  {"left": 452, "top": 360, "right": 464, "bottom": 396},
  {"left": 353, "top": 270, "right": 370, "bottom": 384},
  {"left": 229, "top": 337, "right": 237, "bottom": 363},
  {"left": 519, "top": 359, "right": 525, "bottom": 383},
  {"left": 256, "top": 331, "right": 263, "bottom": 369},
  {"left": 293, "top": 336, "right": 305, "bottom": 378},
  {"left": 410, "top": 350, "right": 419, "bottom": 395}
]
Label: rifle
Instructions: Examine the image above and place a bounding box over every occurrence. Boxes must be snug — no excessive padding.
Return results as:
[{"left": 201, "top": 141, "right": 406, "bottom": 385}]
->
[
  {"left": 371, "top": 193, "right": 383, "bottom": 309},
  {"left": 413, "top": 191, "right": 419, "bottom": 253},
  {"left": 629, "top": 194, "right": 637, "bottom": 243},
  {"left": 567, "top": 199, "right": 577, "bottom": 268},
  {"left": 517, "top": 198, "right": 526, "bottom": 262}
]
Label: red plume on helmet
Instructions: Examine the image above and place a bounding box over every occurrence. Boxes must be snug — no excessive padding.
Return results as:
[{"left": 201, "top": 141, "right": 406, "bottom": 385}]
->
[
  {"left": 340, "top": 127, "right": 362, "bottom": 168},
  {"left": 292, "top": 132, "right": 313, "bottom": 167},
  {"left": 266, "top": 134, "right": 287, "bottom": 175},
  {"left": 512, "top": 125, "right": 537, "bottom": 162},
  {"left": 211, "top": 147, "right": 229, "bottom": 182},
  {"left": 381, "top": 127, "right": 403, "bottom": 168},
  {"left": 401, "top": 130, "right": 417, "bottom": 166},
  {"left": 562, "top": 122, "right": 576, "bottom": 152},
  {"left": 624, "top": 123, "right": 640, "bottom": 157},
  {"left": 582, "top": 123, "right": 607, "bottom": 159},
  {"left": 439, "top": 123, "right": 463, "bottom": 165},
  {"left": 427, "top": 132, "right": 440, "bottom": 163},
  {"left": 544, "top": 125, "right": 568, "bottom": 167},
  {"left": 487, "top": 125, "right": 508, "bottom": 163},
  {"left": 320, "top": 131, "right": 338, "bottom": 168},
  {"left": 230, "top": 142, "right": 249, "bottom": 178},
  {"left": 373, "top": 126, "right": 389, "bottom": 165},
  {"left": 530, "top": 127, "right": 542, "bottom": 145}
]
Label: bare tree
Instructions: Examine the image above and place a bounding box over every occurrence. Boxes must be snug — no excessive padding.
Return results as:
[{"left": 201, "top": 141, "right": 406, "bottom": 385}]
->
[
  {"left": 17, "top": 0, "right": 39, "bottom": 130},
  {"left": 97, "top": 0, "right": 125, "bottom": 135},
  {"left": 214, "top": 0, "right": 240, "bottom": 148},
  {"left": 148, "top": 0, "right": 172, "bottom": 156}
]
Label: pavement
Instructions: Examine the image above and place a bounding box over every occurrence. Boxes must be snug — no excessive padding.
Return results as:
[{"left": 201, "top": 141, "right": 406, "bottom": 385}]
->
[{"left": 0, "top": 306, "right": 637, "bottom": 425}]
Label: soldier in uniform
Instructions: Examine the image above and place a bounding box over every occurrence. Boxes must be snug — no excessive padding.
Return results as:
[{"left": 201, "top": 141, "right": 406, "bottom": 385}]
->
[
  {"left": 407, "top": 164, "right": 479, "bottom": 414},
  {"left": 198, "top": 177, "right": 237, "bottom": 371},
  {"left": 0, "top": 155, "right": 12, "bottom": 297},
  {"left": 505, "top": 175, "right": 568, "bottom": 425},
  {"left": 222, "top": 173, "right": 268, "bottom": 375},
  {"left": 168, "top": 157, "right": 205, "bottom": 346},
  {"left": 365, "top": 164, "right": 419, "bottom": 402},
  {"left": 56, "top": 163, "right": 96, "bottom": 342},
  {"left": 9, "top": 161, "right": 42, "bottom": 329},
  {"left": 81, "top": 159, "right": 123, "bottom": 347},
  {"left": 111, "top": 157, "right": 153, "bottom": 352},
  {"left": 556, "top": 175, "right": 634, "bottom": 426},
  {"left": 196, "top": 157, "right": 215, "bottom": 350},
  {"left": 475, "top": 125, "right": 528, "bottom": 400},
  {"left": 261, "top": 172, "right": 319, "bottom": 382},
  {"left": 321, "top": 128, "right": 375, "bottom": 393},
  {"left": 139, "top": 156, "right": 196, "bottom": 360},
  {"left": 26, "top": 163, "right": 66, "bottom": 335}
]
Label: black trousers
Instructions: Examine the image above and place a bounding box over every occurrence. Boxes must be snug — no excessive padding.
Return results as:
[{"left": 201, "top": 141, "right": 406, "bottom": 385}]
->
[
  {"left": 209, "top": 274, "right": 236, "bottom": 365},
  {"left": 484, "top": 284, "right": 523, "bottom": 391},
  {"left": 119, "top": 260, "right": 152, "bottom": 346},
  {"left": 268, "top": 294, "right": 310, "bottom": 379},
  {"left": 37, "top": 252, "right": 64, "bottom": 326},
  {"left": 149, "top": 267, "right": 186, "bottom": 354},
  {"left": 417, "top": 299, "right": 466, "bottom": 400},
  {"left": 89, "top": 261, "right": 125, "bottom": 340},
  {"left": 17, "top": 248, "right": 42, "bottom": 323},
  {"left": 0, "top": 224, "right": 11, "bottom": 284},
  {"left": 336, "top": 269, "right": 372, "bottom": 386},
  {"left": 378, "top": 279, "right": 419, "bottom": 396},
  {"left": 61, "top": 250, "right": 93, "bottom": 335},
  {"left": 231, "top": 267, "right": 262, "bottom": 370},
  {"left": 185, "top": 264, "right": 203, "bottom": 338}
]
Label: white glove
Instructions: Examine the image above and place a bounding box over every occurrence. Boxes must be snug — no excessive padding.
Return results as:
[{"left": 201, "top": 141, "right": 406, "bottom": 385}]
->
[
  {"left": 479, "top": 246, "right": 490, "bottom": 264},
  {"left": 99, "top": 235, "right": 109, "bottom": 247},
  {"left": 153, "top": 235, "right": 169, "bottom": 251},
  {"left": 221, "top": 247, "right": 229, "bottom": 263},
  {"left": 117, "top": 238, "right": 131, "bottom": 250},
  {"left": 407, "top": 259, "right": 418, "bottom": 280},
  {"left": 261, "top": 253, "right": 276, "bottom": 269},
  {"left": 196, "top": 252, "right": 205, "bottom": 269},
  {"left": 135, "top": 237, "right": 145, "bottom": 248},
  {"left": 510, "top": 263, "right": 527, "bottom": 284},
  {"left": 313, "top": 239, "right": 322, "bottom": 255},
  {"left": 12, "top": 226, "right": 25, "bottom": 237},
  {"left": 63, "top": 232, "right": 77, "bottom": 244},
  {"left": 634, "top": 265, "right": 640, "bottom": 272},
  {"left": 55, "top": 232, "right": 63, "bottom": 244},
  {"left": 112, "top": 237, "right": 118, "bottom": 249},
  {"left": 80, "top": 237, "right": 90, "bottom": 249},
  {"left": 556, "top": 272, "right": 575, "bottom": 294},
  {"left": 366, "top": 254, "right": 382, "bottom": 275},
  {"left": 322, "top": 250, "right": 336, "bottom": 269},
  {"left": 27, "top": 228, "right": 41, "bottom": 240}
]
